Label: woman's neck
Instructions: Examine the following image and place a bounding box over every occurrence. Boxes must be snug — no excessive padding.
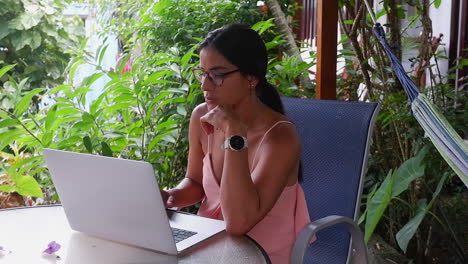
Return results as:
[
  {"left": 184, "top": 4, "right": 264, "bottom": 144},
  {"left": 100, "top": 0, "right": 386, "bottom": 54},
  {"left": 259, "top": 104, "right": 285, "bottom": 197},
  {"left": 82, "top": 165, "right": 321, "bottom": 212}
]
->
[{"left": 234, "top": 96, "right": 269, "bottom": 129}]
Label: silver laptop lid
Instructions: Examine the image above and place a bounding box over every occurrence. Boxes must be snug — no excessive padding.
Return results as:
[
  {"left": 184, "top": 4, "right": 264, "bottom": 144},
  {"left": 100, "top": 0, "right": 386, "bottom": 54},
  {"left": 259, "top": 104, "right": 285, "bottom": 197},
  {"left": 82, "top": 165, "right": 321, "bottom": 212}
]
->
[{"left": 43, "top": 148, "right": 178, "bottom": 254}]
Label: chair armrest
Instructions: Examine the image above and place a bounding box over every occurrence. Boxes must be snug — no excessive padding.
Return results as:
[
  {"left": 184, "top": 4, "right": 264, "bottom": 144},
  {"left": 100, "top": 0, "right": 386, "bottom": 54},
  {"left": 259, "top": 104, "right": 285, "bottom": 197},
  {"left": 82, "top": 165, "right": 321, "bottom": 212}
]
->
[{"left": 291, "top": 215, "right": 368, "bottom": 264}]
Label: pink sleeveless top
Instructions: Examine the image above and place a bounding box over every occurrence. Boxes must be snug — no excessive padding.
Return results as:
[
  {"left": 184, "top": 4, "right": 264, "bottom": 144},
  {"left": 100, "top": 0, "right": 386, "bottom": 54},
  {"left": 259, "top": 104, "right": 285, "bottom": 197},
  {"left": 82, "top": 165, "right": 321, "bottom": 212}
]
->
[{"left": 197, "top": 121, "right": 313, "bottom": 264}]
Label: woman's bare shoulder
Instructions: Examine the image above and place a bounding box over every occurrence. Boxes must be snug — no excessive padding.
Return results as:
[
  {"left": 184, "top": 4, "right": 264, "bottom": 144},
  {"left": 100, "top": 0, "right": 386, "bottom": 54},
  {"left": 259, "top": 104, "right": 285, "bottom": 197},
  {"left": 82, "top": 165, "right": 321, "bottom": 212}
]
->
[
  {"left": 263, "top": 112, "right": 300, "bottom": 147},
  {"left": 189, "top": 103, "right": 209, "bottom": 149}
]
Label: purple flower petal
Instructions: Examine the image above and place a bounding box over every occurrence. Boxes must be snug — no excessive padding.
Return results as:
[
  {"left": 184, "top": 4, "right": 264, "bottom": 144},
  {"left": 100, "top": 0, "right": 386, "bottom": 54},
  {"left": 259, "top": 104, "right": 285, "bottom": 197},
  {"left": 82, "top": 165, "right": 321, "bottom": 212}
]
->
[{"left": 43, "top": 241, "right": 61, "bottom": 254}]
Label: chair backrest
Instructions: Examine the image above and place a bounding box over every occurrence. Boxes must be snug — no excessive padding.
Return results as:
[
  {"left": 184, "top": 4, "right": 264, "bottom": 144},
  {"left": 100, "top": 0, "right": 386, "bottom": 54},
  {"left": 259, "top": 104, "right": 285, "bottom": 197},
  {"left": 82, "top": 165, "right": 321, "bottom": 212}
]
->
[{"left": 282, "top": 97, "right": 380, "bottom": 264}]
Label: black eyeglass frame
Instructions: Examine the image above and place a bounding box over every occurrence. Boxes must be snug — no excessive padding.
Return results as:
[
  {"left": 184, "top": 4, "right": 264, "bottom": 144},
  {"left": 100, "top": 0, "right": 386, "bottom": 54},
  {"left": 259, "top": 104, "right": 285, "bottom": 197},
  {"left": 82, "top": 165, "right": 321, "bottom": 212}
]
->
[{"left": 192, "top": 68, "right": 240, "bottom": 87}]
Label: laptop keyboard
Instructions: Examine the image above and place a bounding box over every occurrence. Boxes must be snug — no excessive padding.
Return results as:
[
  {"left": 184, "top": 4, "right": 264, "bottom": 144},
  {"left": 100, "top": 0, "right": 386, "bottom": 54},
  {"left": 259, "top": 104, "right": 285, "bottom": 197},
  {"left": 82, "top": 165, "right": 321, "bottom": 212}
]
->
[{"left": 171, "top": 227, "right": 197, "bottom": 243}]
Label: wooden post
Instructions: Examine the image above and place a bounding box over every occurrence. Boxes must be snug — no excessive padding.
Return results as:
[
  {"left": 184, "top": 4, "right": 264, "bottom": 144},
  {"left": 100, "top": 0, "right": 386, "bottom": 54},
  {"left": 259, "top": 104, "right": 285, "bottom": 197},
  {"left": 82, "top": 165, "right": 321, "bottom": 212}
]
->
[{"left": 315, "top": 0, "right": 338, "bottom": 100}]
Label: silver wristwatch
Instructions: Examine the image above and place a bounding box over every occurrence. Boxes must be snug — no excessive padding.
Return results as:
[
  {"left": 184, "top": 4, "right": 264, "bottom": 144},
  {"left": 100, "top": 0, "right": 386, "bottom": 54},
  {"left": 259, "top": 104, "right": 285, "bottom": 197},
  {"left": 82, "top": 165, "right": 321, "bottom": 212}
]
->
[{"left": 222, "top": 135, "right": 248, "bottom": 151}]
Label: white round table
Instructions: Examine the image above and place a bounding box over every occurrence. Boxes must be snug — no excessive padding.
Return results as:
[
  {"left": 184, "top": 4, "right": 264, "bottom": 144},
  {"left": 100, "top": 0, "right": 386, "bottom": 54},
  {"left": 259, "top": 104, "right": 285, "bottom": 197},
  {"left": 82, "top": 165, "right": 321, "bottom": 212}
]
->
[{"left": 0, "top": 205, "right": 270, "bottom": 264}]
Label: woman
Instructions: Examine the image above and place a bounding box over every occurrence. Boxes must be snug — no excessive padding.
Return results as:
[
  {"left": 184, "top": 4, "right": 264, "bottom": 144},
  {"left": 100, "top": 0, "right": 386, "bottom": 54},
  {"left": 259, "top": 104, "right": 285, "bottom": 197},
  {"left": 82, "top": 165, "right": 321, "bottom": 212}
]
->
[{"left": 161, "top": 24, "right": 311, "bottom": 263}]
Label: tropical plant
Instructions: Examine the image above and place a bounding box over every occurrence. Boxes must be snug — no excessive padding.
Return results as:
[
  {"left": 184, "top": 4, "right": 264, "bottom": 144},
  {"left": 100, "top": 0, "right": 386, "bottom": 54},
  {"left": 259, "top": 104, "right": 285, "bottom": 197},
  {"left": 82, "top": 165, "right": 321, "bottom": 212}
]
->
[
  {"left": 0, "top": 0, "right": 83, "bottom": 91},
  {"left": 0, "top": 39, "right": 202, "bottom": 205},
  {"left": 336, "top": 0, "right": 467, "bottom": 262},
  {"left": 105, "top": 0, "right": 268, "bottom": 54}
]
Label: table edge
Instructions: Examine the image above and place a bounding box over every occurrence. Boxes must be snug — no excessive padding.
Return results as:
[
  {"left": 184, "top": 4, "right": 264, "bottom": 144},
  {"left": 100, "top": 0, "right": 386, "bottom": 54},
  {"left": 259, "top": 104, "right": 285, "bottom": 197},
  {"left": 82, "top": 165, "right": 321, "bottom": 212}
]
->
[
  {"left": 0, "top": 204, "right": 62, "bottom": 212},
  {"left": 244, "top": 234, "right": 272, "bottom": 264}
]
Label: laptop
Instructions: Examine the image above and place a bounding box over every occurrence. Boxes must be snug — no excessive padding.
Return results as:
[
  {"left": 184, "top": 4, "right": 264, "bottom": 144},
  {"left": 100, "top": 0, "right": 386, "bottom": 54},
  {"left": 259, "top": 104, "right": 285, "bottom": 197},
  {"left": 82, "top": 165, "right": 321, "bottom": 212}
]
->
[{"left": 42, "top": 148, "right": 225, "bottom": 255}]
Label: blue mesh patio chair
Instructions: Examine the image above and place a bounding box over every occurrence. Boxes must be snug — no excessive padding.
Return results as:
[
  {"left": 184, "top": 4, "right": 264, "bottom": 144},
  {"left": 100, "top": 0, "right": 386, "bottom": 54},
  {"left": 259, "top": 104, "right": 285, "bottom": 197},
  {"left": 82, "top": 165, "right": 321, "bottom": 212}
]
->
[{"left": 281, "top": 97, "right": 380, "bottom": 264}]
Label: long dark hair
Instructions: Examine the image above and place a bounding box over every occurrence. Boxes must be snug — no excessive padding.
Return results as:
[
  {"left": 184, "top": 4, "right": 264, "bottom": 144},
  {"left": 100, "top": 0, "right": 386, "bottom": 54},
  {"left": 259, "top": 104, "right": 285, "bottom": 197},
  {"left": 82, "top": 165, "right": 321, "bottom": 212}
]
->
[{"left": 197, "top": 24, "right": 284, "bottom": 114}]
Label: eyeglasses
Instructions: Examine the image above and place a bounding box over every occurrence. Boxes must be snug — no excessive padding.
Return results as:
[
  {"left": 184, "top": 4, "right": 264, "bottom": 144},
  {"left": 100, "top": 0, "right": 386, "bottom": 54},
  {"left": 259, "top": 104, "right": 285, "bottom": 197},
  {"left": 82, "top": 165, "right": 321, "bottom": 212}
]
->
[{"left": 192, "top": 68, "right": 240, "bottom": 87}]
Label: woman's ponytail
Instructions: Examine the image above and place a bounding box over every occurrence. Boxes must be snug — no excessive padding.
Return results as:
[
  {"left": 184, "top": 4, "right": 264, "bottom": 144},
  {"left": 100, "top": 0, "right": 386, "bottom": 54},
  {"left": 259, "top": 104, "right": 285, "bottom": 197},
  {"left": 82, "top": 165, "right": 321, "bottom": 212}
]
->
[{"left": 256, "top": 78, "right": 284, "bottom": 114}]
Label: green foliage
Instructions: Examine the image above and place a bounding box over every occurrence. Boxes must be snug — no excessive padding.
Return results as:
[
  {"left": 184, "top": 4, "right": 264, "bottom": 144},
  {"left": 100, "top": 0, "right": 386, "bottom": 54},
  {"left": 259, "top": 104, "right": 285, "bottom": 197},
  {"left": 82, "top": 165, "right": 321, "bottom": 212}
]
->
[
  {"left": 255, "top": 19, "right": 316, "bottom": 97},
  {"left": 396, "top": 173, "right": 447, "bottom": 253},
  {"left": 103, "top": 0, "right": 312, "bottom": 95},
  {"left": 268, "top": 53, "right": 315, "bottom": 97},
  {"left": 0, "top": 144, "right": 44, "bottom": 198},
  {"left": 363, "top": 146, "right": 427, "bottom": 243},
  {"left": 107, "top": 0, "right": 267, "bottom": 55},
  {"left": 339, "top": 0, "right": 467, "bottom": 261},
  {"left": 0, "top": 41, "right": 202, "bottom": 201},
  {"left": 0, "top": 0, "right": 83, "bottom": 90}
]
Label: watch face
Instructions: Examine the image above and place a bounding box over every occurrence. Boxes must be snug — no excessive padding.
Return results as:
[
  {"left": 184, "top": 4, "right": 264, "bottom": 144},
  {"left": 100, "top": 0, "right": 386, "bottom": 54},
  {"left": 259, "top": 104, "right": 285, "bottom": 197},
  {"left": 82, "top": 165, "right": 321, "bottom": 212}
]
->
[{"left": 229, "top": 135, "right": 245, "bottom": 151}]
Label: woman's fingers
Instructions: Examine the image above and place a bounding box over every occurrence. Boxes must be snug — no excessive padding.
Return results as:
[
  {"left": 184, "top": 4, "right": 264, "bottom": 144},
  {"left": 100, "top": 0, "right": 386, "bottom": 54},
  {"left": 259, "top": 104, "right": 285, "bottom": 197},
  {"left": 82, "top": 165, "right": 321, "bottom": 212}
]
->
[
  {"left": 166, "top": 195, "right": 175, "bottom": 207},
  {"left": 160, "top": 190, "right": 170, "bottom": 207},
  {"left": 200, "top": 105, "right": 237, "bottom": 135},
  {"left": 200, "top": 107, "right": 219, "bottom": 134},
  {"left": 161, "top": 189, "right": 176, "bottom": 208},
  {"left": 200, "top": 120, "right": 214, "bottom": 135}
]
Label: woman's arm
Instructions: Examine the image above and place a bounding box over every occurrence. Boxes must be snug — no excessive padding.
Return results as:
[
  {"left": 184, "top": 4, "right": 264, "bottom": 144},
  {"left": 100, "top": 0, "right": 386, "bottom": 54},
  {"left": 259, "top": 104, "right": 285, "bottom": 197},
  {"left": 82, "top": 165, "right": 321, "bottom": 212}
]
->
[
  {"left": 221, "top": 122, "right": 300, "bottom": 235},
  {"left": 163, "top": 178, "right": 204, "bottom": 208},
  {"left": 162, "top": 104, "right": 208, "bottom": 208}
]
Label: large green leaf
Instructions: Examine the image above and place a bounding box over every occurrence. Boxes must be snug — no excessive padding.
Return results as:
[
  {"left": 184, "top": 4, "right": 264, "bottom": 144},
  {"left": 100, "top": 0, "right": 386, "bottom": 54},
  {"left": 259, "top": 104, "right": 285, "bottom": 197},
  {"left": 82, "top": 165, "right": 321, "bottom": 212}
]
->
[
  {"left": 148, "top": 130, "right": 174, "bottom": 150},
  {"left": 0, "top": 184, "right": 16, "bottom": 193},
  {"left": 15, "top": 175, "right": 43, "bottom": 198},
  {"left": 42, "top": 131, "right": 53, "bottom": 147},
  {"left": 8, "top": 17, "right": 24, "bottom": 30},
  {"left": 56, "top": 136, "right": 82, "bottom": 149},
  {"left": 112, "top": 94, "right": 136, "bottom": 103},
  {"left": 365, "top": 170, "right": 394, "bottom": 242},
  {"left": 45, "top": 104, "right": 58, "bottom": 132},
  {"left": 83, "top": 136, "right": 93, "bottom": 153},
  {"left": 358, "top": 184, "right": 378, "bottom": 225},
  {"left": 97, "top": 43, "right": 109, "bottom": 66},
  {"left": 68, "top": 58, "right": 85, "bottom": 81},
  {"left": 0, "top": 23, "right": 11, "bottom": 40},
  {"left": 0, "top": 64, "right": 16, "bottom": 79},
  {"left": 396, "top": 199, "right": 427, "bottom": 253},
  {"left": 391, "top": 146, "right": 427, "bottom": 198},
  {"left": 81, "top": 112, "right": 95, "bottom": 123},
  {"left": 41, "top": 23, "right": 59, "bottom": 39},
  {"left": 90, "top": 93, "right": 106, "bottom": 115},
  {"left": 73, "top": 87, "right": 93, "bottom": 98},
  {"left": 17, "top": 77, "right": 30, "bottom": 94},
  {"left": 72, "top": 121, "right": 93, "bottom": 131},
  {"left": 0, "top": 129, "right": 26, "bottom": 152},
  {"left": 10, "top": 31, "right": 42, "bottom": 51},
  {"left": 101, "top": 142, "right": 113, "bottom": 157},
  {"left": 82, "top": 72, "right": 104, "bottom": 86},
  {"left": 145, "top": 71, "right": 175, "bottom": 85},
  {"left": 19, "top": 10, "right": 44, "bottom": 30},
  {"left": 15, "top": 88, "right": 45, "bottom": 116},
  {"left": 181, "top": 51, "right": 195, "bottom": 66},
  {"left": 396, "top": 174, "right": 447, "bottom": 252},
  {"left": 252, "top": 18, "right": 275, "bottom": 35},
  {"left": 55, "top": 107, "right": 81, "bottom": 117},
  {"left": 0, "top": 118, "right": 20, "bottom": 128},
  {"left": 9, "top": 155, "right": 43, "bottom": 176},
  {"left": 16, "top": 156, "right": 44, "bottom": 176},
  {"left": 106, "top": 102, "right": 133, "bottom": 112}
]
